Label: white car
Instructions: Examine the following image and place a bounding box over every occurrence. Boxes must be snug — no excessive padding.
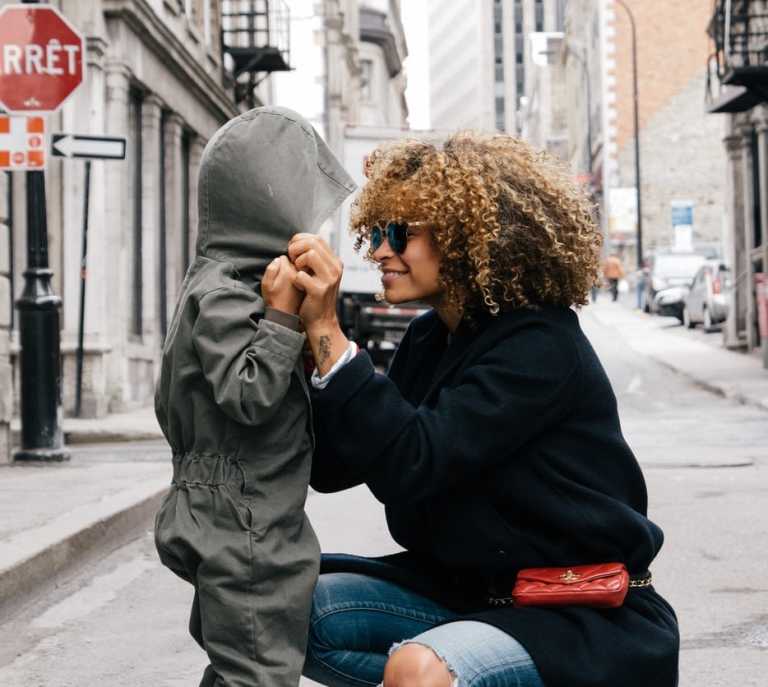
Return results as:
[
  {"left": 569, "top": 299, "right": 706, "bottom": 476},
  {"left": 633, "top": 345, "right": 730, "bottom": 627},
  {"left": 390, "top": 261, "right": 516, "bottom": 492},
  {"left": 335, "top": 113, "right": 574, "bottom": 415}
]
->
[{"left": 682, "top": 261, "right": 730, "bottom": 331}]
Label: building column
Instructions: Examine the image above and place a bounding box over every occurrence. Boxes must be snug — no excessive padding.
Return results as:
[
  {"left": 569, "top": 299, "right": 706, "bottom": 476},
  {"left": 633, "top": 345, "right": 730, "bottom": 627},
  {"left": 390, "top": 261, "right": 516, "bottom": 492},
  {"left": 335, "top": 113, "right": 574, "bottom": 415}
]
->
[
  {"left": 141, "top": 95, "right": 164, "bottom": 352},
  {"left": 59, "top": 35, "right": 111, "bottom": 417},
  {"left": 723, "top": 118, "right": 745, "bottom": 349},
  {"left": 753, "top": 106, "right": 768, "bottom": 367},
  {"left": 739, "top": 121, "right": 758, "bottom": 351},
  {"left": 188, "top": 136, "right": 207, "bottom": 263},
  {"left": 163, "top": 113, "right": 185, "bottom": 326},
  {"left": 103, "top": 61, "right": 133, "bottom": 409}
]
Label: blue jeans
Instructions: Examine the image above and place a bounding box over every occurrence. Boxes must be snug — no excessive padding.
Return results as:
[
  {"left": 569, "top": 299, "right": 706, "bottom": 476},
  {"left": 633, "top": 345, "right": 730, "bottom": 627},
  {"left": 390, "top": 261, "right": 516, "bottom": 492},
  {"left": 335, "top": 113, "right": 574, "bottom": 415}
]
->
[{"left": 303, "top": 573, "right": 544, "bottom": 687}]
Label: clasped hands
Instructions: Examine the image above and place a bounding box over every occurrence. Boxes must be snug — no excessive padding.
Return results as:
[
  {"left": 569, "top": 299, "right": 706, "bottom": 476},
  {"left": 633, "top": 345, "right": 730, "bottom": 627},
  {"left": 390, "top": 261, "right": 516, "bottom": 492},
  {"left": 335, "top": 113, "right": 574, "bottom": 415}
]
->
[
  {"left": 261, "top": 234, "right": 341, "bottom": 324},
  {"left": 261, "top": 234, "right": 350, "bottom": 376}
]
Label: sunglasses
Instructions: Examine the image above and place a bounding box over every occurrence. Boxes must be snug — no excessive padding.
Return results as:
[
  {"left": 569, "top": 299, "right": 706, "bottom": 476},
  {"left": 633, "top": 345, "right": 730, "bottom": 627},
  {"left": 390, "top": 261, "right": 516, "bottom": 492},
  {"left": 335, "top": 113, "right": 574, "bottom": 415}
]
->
[{"left": 369, "top": 221, "right": 427, "bottom": 254}]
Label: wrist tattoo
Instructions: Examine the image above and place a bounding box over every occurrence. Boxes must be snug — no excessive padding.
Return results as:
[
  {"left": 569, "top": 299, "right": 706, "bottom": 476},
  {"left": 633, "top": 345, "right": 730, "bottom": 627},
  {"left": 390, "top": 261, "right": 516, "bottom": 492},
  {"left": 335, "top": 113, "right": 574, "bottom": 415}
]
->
[{"left": 318, "top": 335, "right": 331, "bottom": 366}]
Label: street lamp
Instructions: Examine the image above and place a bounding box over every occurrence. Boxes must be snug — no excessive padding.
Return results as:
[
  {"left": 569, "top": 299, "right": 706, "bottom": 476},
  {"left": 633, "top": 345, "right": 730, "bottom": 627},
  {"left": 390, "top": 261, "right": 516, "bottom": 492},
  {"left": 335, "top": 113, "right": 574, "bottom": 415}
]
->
[{"left": 615, "top": 0, "right": 643, "bottom": 270}]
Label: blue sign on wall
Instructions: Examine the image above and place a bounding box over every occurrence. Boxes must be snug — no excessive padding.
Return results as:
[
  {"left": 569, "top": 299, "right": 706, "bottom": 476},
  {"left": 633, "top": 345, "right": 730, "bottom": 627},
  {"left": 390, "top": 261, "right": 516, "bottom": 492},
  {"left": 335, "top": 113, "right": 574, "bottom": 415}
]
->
[{"left": 671, "top": 202, "right": 694, "bottom": 227}]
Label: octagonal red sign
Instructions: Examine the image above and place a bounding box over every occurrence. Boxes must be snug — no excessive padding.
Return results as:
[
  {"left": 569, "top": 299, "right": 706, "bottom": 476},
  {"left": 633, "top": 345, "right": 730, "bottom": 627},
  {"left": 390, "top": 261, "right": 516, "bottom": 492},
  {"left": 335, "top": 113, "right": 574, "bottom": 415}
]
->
[{"left": 0, "top": 4, "right": 85, "bottom": 114}]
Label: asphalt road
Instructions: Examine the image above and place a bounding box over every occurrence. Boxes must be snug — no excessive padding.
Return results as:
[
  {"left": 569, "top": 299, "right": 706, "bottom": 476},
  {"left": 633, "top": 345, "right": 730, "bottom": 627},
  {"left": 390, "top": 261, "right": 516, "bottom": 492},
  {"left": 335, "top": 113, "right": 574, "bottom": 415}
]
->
[{"left": 0, "top": 303, "right": 766, "bottom": 686}]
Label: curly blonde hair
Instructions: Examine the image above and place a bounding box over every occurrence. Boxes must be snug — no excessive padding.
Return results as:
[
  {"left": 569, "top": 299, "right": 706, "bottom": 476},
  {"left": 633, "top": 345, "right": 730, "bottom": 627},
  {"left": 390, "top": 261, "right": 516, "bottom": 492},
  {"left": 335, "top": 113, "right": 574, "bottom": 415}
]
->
[{"left": 350, "top": 132, "right": 602, "bottom": 317}]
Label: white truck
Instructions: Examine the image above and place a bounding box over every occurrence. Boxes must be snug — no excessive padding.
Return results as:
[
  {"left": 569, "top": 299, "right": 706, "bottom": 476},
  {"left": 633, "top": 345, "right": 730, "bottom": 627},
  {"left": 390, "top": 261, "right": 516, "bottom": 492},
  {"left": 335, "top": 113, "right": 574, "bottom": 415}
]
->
[{"left": 329, "top": 125, "right": 434, "bottom": 365}]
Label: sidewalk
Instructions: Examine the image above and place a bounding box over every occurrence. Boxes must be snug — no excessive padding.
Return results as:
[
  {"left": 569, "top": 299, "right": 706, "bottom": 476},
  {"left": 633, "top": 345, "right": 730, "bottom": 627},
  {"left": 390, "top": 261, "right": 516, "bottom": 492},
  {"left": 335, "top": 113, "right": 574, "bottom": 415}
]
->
[
  {"left": 10, "top": 405, "right": 164, "bottom": 445},
  {"left": 1, "top": 407, "right": 169, "bottom": 618},
  {"left": 587, "top": 300, "right": 768, "bottom": 413}
]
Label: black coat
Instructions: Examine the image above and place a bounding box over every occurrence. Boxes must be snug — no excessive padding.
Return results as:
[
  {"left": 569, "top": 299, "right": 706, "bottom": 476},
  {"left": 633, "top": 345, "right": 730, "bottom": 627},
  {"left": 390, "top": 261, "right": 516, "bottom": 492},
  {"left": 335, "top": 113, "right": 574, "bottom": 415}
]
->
[{"left": 310, "top": 306, "right": 679, "bottom": 687}]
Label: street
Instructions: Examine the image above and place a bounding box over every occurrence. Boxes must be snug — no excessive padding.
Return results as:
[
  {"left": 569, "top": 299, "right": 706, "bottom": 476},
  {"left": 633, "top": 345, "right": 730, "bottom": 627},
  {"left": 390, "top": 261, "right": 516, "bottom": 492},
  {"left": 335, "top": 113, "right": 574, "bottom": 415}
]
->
[{"left": 0, "top": 303, "right": 766, "bottom": 686}]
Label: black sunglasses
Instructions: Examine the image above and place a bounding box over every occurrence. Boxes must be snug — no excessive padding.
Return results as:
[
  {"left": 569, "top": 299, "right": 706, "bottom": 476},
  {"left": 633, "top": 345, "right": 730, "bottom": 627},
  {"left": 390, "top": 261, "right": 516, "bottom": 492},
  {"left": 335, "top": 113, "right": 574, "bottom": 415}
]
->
[{"left": 369, "top": 221, "right": 427, "bottom": 254}]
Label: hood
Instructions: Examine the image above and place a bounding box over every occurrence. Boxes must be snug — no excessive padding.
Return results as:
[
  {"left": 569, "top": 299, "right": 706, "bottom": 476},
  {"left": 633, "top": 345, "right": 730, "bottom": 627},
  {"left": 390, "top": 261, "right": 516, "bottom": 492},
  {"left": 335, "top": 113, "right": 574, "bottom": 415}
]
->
[{"left": 195, "top": 106, "right": 356, "bottom": 274}]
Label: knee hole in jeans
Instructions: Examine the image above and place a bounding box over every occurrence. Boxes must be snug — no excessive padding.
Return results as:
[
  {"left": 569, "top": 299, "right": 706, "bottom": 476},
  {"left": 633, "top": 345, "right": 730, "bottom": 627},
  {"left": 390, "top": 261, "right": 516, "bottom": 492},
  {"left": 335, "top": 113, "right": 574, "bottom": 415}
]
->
[{"left": 383, "top": 642, "right": 456, "bottom": 687}]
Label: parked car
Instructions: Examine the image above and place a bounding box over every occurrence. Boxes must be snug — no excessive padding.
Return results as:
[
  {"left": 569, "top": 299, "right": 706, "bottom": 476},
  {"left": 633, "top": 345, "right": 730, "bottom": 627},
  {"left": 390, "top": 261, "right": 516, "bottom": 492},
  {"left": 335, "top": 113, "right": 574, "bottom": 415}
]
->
[
  {"left": 682, "top": 261, "right": 731, "bottom": 331},
  {"left": 653, "top": 286, "right": 690, "bottom": 323},
  {"left": 644, "top": 252, "right": 708, "bottom": 313}
]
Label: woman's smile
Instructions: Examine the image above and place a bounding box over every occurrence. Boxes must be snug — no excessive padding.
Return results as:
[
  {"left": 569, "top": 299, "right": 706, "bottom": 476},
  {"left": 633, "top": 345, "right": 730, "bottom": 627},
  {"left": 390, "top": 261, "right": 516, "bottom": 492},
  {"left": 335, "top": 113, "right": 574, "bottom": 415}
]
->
[{"left": 381, "top": 269, "right": 409, "bottom": 287}]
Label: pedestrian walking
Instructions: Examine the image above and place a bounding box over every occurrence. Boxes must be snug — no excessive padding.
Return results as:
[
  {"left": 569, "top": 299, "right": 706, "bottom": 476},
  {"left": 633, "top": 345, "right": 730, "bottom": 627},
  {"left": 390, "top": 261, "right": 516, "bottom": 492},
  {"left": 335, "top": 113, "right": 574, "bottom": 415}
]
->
[
  {"left": 603, "top": 253, "right": 625, "bottom": 301},
  {"left": 289, "top": 133, "right": 678, "bottom": 687},
  {"left": 153, "top": 107, "right": 355, "bottom": 687}
]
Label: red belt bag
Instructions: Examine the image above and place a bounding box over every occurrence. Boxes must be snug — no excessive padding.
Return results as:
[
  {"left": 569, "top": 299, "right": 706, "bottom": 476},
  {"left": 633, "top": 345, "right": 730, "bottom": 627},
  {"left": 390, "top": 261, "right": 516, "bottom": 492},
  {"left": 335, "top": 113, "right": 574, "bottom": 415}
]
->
[{"left": 494, "top": 562, "right": 652, "bottom": 609}]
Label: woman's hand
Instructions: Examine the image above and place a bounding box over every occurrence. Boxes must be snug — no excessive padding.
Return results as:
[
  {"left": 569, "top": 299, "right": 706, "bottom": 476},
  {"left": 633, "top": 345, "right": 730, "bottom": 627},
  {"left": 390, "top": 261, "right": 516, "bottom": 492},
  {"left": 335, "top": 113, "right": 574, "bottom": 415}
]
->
[
  {"left": 261, "top": 255, "right": 304, "bottom": 315},
  {"left": 288, "top": 234, "right": 350, "bottom": 376},
  {"left": 287, "top": 234, "right": 343, "bottom": 326}
]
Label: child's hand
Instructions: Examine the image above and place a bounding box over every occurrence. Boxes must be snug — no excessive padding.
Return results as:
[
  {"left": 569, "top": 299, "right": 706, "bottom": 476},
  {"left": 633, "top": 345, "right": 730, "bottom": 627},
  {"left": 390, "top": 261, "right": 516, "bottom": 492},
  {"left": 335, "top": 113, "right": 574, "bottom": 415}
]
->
[{"left": 262, "top": 256, "right": 304, "bottom": 315}]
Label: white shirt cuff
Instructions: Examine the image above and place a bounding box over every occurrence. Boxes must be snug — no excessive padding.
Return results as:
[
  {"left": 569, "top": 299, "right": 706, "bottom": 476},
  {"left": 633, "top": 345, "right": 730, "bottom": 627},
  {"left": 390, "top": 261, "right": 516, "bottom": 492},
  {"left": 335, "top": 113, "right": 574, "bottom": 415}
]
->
[{"left": 310, "top": 340, "right": 359, "bottom": 390}]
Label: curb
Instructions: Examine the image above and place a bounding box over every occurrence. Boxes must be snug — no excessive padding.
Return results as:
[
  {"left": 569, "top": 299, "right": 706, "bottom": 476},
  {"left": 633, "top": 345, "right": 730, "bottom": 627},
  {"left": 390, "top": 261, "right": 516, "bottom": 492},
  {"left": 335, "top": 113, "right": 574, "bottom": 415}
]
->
[
  {"left": 11, "top": 427, "right": 165, "bottom": 446},
  {"left": 0, "top": 484, "right": 167, "bottom": 619},
  {"left": 641, "top": 352, "right": 768, "bottom": 414},
  {"left": 587, "top": 305, "right": 768, "bottom": 414}
]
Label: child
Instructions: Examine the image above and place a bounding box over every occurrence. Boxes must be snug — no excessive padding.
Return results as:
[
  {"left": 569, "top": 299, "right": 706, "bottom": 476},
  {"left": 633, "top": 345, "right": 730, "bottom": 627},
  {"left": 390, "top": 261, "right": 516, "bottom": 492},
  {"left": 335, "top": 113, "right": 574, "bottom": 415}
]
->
[{"left": 154, "top": 106, "right": 355, "bottom": 687}]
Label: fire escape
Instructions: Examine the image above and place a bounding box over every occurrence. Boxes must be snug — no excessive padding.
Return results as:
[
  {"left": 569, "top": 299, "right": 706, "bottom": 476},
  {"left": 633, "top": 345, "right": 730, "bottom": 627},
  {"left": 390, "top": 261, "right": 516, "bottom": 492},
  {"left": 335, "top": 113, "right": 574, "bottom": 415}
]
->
[
  {"left": 708, "top": 0, "right": 768, "bottom": 112},
  {"left": 221, "top": 0, "right": 291, "bottom": 109}
]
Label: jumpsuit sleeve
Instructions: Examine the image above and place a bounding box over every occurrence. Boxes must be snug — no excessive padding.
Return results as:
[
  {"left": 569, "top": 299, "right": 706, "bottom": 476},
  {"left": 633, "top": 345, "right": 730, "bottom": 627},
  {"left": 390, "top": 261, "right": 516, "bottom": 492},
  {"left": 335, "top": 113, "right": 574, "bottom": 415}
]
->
[
  {"left": 192, "top": 286, "right": 306, "bottom": 426},
  {"left": 311, "top": 323, "right": 580, "bottom": 505}
]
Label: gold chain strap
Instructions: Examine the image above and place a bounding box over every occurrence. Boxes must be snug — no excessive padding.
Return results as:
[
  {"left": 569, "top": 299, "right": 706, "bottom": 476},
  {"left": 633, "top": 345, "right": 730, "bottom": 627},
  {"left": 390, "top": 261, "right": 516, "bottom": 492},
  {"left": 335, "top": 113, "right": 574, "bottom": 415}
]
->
[{"left": 628, "top": 572, "right": 653, "bottom": 588}]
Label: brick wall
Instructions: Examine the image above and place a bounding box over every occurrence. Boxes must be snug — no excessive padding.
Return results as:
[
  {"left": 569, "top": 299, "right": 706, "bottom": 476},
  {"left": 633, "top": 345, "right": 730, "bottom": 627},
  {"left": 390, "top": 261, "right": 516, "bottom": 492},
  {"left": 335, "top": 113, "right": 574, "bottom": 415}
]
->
[
  {"left": 610, "top": 0, "right": 713, "bottom": 153},
  {"left": 607, "top": 0, "right": 726, "bottom": 256}
]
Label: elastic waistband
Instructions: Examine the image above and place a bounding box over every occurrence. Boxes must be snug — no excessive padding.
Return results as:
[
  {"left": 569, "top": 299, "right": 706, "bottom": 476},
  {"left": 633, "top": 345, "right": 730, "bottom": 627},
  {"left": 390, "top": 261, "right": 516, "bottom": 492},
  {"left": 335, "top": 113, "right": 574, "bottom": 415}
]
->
[{"left": 171, "top": 453, "right": 243, "bottom": 487}]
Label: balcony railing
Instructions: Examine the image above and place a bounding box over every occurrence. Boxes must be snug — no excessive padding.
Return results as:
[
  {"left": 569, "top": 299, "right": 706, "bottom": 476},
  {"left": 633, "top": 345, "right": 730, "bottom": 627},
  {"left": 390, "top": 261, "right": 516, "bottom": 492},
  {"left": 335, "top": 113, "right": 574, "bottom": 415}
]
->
[
  {"left": 221, "top": 0, "right": 291, "bottom": 87},
  {"left": 709, "top": 0, "right": 768, "bottom": 91}
]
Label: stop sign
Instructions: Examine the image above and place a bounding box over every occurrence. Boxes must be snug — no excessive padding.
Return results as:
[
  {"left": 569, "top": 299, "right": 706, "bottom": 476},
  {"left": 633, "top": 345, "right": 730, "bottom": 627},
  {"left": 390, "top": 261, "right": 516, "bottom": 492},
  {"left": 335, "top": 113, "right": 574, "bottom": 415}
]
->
[{"left": 0, "top": 4, "right": 85, "bottom": 114}]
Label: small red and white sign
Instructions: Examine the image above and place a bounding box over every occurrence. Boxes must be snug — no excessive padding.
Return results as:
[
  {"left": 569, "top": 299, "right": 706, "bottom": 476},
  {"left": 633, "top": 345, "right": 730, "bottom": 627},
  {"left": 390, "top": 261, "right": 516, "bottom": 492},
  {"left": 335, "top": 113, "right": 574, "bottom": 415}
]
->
[
  {"left": 0, "top": 114, "right": 46, "bottom": 169},
  {"left": 0, "top": 4, "right": 85, "bottom": 114}
]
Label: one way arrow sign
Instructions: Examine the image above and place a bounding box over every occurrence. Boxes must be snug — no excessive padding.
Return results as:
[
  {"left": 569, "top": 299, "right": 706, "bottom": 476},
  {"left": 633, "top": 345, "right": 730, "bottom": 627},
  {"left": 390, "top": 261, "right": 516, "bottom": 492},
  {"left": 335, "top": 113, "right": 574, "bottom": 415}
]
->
[{"left": 52, "top": 134, "right": 126, "bottom": 160}]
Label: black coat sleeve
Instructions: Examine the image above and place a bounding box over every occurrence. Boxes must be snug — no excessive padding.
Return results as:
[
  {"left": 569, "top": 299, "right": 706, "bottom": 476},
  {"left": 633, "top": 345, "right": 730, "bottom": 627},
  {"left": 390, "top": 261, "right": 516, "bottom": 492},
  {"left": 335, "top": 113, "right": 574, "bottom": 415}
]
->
[
  {"left": 309, "top": 317, "right": 416, "bottom": 494},
  {"left": 310, "top": 322, "right": 580, "bottom": 504}
]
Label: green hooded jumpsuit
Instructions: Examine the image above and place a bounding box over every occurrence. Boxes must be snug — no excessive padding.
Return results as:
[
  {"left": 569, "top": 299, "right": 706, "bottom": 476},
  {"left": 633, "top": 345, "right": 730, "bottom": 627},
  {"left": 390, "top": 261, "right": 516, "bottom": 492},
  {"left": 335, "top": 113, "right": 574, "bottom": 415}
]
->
[{"left": 153, "top": 106, "right": 356, "bottom": 687}]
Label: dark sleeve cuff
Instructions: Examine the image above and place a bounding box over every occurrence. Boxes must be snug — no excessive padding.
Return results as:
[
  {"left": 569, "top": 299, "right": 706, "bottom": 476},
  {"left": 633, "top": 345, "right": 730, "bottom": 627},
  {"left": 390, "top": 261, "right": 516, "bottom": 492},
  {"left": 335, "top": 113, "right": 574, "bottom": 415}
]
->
[{"left": 264, "top": 307, "right": 301, "bottom": 332}]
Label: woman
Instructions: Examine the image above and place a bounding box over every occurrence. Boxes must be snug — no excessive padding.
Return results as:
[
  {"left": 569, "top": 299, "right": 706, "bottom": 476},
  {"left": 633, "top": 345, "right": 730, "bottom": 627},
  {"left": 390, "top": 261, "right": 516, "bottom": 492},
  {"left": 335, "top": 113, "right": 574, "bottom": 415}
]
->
[{"left": 288, "top": 133, "right": 679, "bottom": 687}]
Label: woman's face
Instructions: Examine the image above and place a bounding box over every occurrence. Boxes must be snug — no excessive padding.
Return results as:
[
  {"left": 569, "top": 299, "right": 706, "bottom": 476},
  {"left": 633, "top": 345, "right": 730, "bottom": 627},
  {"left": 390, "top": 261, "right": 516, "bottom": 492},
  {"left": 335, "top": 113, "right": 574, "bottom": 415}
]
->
[{"left": 371, "top": 220, "right": 443, "bottom": 305}]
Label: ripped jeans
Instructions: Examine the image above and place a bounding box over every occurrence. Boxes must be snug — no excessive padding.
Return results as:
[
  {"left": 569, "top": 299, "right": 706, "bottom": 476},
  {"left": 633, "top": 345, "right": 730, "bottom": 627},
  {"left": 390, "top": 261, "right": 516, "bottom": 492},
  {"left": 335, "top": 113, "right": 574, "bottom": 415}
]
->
[{"left": 302, "top": 573, "right": 544, "bottom": 687}]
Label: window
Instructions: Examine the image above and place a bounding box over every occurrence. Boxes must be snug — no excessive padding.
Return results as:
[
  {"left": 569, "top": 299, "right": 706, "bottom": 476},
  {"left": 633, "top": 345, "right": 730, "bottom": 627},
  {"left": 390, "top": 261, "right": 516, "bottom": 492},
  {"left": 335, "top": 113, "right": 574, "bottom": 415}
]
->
[
  {"left": 535, "top": 0, "right": 544, "bottom": 32},
  {"left": 360, "top": 59, "right": 374, "bottom": 102},
  {"left": 129, "top": 91, "right": 143, "bottom": 338},
  {"left": 495, "top": 96, "right": 505, "bottom": 132}
]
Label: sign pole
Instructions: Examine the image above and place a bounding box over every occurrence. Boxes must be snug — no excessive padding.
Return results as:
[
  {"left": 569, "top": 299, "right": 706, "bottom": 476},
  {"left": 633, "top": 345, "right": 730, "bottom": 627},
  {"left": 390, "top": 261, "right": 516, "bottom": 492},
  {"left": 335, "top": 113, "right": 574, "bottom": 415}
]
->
[
  {"left": 14, "top": 168, "right": 69, "bottom": 461},
  {"left": 74, "top": 160, "right": 91, "bottom": 418},
  {"left": 13, "top": 0, "right": 70, "bottom": 461}
]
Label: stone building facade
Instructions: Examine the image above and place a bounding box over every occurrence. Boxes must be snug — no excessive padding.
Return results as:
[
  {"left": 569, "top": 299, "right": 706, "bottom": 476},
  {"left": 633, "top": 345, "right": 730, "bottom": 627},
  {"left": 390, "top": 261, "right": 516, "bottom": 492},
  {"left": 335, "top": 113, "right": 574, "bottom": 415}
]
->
[
  {"left": 605, "top": 0, "right": 726, "bottom": 266},
  {"left": 706, "top": 1, "right": 768, "bottom": 365},
  {"left": 518, "top": 31, "right": 569, "bottom": 160},
  {"left": 4, "top": 0, "right": 237, "bottom": 419},
  {"left": 563, "top": 0, "right": 605, "bottom": 221}
]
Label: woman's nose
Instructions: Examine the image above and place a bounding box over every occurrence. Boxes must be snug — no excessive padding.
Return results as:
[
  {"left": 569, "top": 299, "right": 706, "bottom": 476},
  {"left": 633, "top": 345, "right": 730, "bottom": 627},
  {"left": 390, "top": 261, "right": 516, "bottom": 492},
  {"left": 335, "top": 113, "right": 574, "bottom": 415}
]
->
[{"left": 372, "top": 237, "right": 394, "bottom": 261}]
